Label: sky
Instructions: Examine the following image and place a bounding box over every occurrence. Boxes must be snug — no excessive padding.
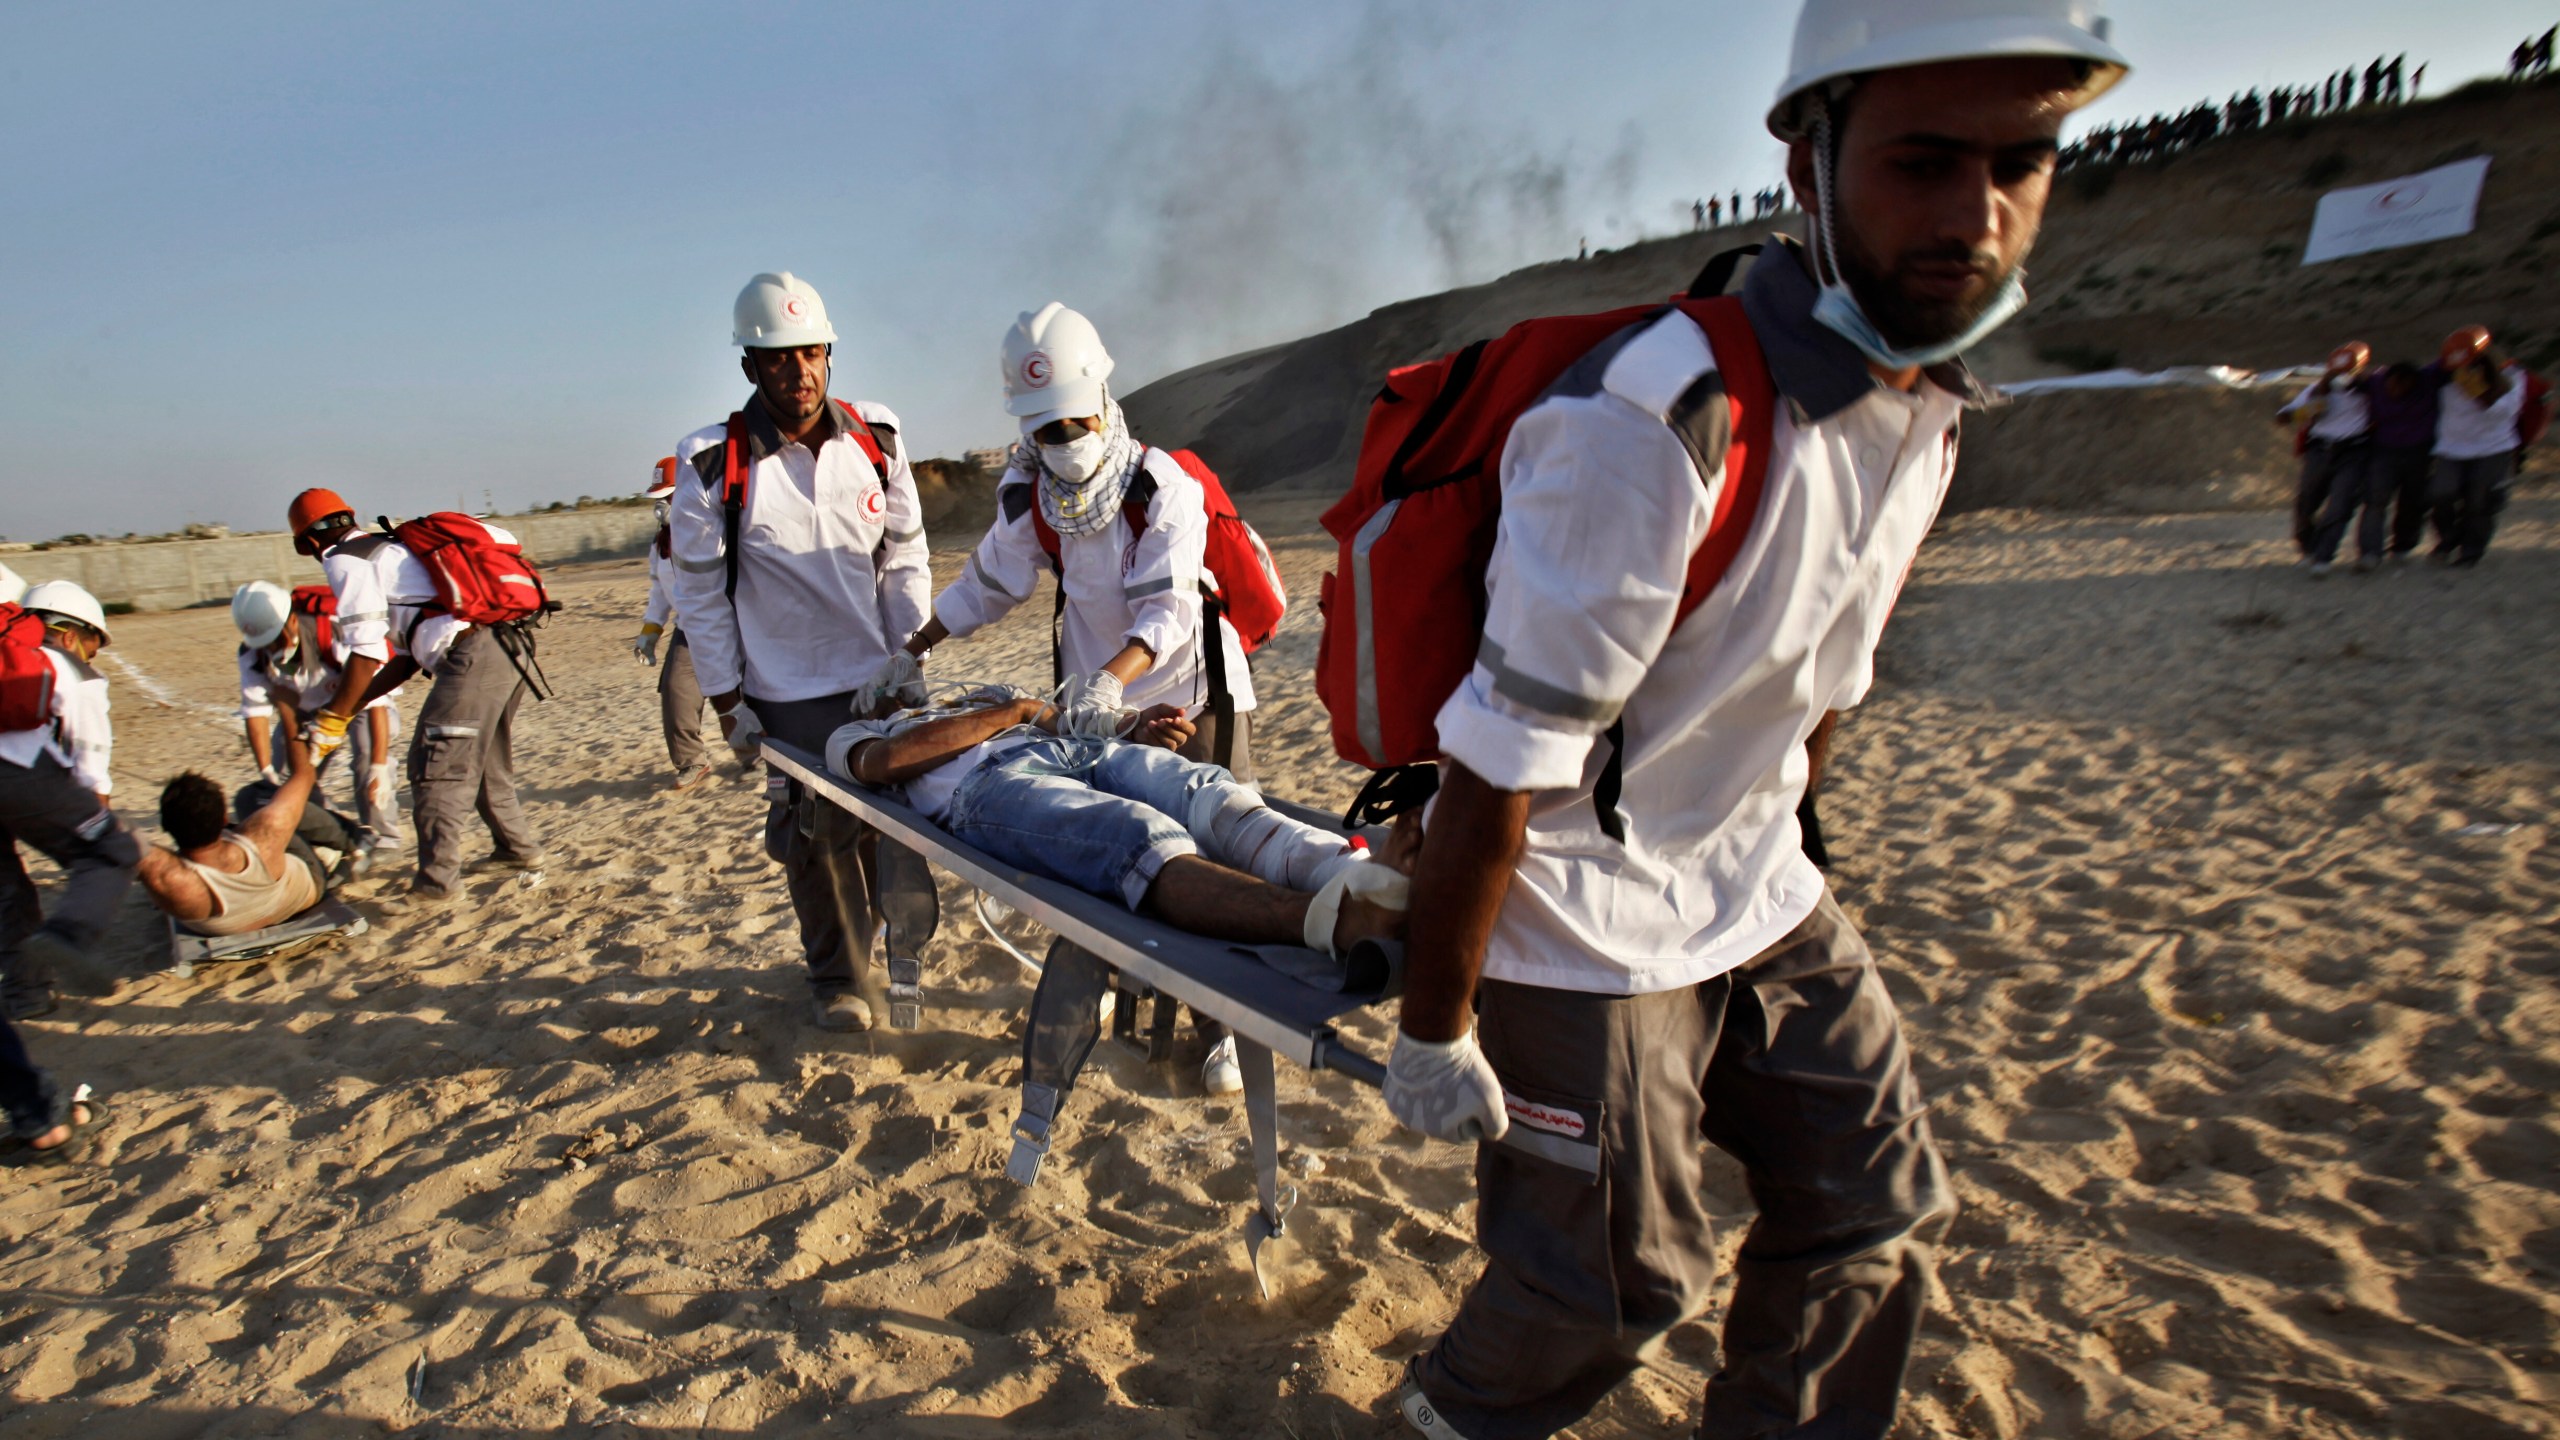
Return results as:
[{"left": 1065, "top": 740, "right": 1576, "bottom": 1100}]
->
[{"left": 4, "top": 1, "right": 2554, "bottom": 540}]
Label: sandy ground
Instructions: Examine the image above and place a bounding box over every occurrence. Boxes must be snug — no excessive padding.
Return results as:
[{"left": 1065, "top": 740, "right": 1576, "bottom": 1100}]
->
[{"left": 1, "top": 489, "right": 2556, "bottom": 1439}]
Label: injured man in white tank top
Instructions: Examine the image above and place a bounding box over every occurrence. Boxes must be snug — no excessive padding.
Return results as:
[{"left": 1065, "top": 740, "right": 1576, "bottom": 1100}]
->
[
  {"left": 138, "top": 735, "right": 363, "bottom": 937},
  {"left": 828, "top": 688, "right": 1410, "bottom": 955}
]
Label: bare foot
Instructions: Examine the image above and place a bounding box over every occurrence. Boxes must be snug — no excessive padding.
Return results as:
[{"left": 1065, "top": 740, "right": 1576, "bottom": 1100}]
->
[{"left": 26, "top": 1101, "right": 91, "bottom": 1154}]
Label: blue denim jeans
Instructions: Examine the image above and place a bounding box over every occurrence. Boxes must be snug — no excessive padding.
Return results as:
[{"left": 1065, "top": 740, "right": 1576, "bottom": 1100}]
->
[{"left": 945, "top": 738, "right": 1234, "bottom": 910}]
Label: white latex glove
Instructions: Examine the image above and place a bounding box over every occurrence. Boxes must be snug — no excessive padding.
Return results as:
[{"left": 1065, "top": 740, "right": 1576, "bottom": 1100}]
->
[
  {"left": 1384, "top": 1028, "right": 1510, "bottom": 1144},
  {"left": 365, "top": 763, "right": 396, "bottom": 812},
  {"left": 631, "top": 626, "right": 661, "bottom": 666},
  {"left": 719, "top": 703, "right": 767, "bottom": 766},
  {"left": 852, "top": 651, "right": 925, "bottom": 718},
  {"left": 259, "top": 764, "right": 289, "bottom": 788},
  {"left": 1056, "top": 669, "right": 1132, "bottom": 739}
]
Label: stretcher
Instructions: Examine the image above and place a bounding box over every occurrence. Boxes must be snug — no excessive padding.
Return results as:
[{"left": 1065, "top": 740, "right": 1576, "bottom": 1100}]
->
[
  {"left": 166, "top": 897, "right": 371, "bottom": 978},
  {"left": 761, "top": 740, "right": 1398, "bottom": 1294}
]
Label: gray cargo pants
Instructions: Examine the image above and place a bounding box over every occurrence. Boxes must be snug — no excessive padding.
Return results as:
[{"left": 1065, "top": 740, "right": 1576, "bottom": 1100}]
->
[
  {"left": 1412, "top": 893, "right": 1954, "bottom": 1440},
  {"left": 658, "top": 630, "right": 707, "bottom": 772},
  {"left": 0, "top": 755, "right": 142, "bottom": 995},
  {"left": 410, "top": 625, "right": 541, "bottom": 893},
  {"left": 746, "top": 691, "right": 871, "bottom": 997}
]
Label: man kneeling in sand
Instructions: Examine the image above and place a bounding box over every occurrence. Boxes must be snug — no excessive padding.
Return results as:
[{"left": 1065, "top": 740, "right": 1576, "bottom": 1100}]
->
[
  {"left": 139, "top": 738, "right": 364, "bottom": 937},
  {"left": 828, "top": 691, "right": 1408, "bottom": 956}
]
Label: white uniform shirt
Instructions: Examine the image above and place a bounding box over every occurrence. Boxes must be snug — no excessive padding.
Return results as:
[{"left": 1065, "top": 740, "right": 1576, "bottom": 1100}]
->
[
  {"left": 237, "top": 622, "right": 402, "bottom": 721},
  {"left": 1433, "top": 243, "right": 1975, "bottom": 996},
  {"left": 668, "top": 398, "right": 933, "bottom": 702},
  {"left": 2281, "top": 378, "right": 2373, "bottom": 441},
  {"left": 0, "top": 648, "right": 113, "bottom": 796},
  {"left": 932, "top": 449, "right": 1257, "bottom": 716},
  {"left": 2435, "top": 364, "right": 2528, "bottom": 459},
  {"left": 323, "top": 527, "right": 515, "bottom": 677},
  {"left": 643, "top": 541, "right": 677, "bottom": 631}
]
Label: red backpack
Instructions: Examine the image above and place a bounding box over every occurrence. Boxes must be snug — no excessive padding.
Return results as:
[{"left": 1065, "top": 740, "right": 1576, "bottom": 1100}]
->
[
  {"left": 716, "top": 398, "right": 891, "bottom": 599},
  {"left": 2520, "top": 368, "right": 2553, "bottom": 448},
  {"left": 1314, "top": 292, "right": 1775, "bottom": 830},
  {"left": 1025, "top": 448, "right": 1289, "bottom": 651},
  {"left": 288, "top": 583, "right": 338, "bottom": 652},
  {"left": 0, "top": 604, "right": 56, "bottom": 734},
  {"left": 385, "top": 513, "right": 549, "bottom": 625}
]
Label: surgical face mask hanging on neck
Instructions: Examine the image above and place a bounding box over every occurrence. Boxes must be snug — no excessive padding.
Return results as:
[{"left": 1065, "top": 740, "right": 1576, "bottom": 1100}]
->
[{"left": 1805, "top": 100, "right": 2028, "bottom": 372}]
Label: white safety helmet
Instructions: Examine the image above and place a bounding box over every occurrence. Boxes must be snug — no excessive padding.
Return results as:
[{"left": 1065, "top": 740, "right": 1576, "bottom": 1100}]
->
[
  {"left": 732, "top": 271, "right": 838, "bottom": 349},
  {"left": 23, "top": 579, "right": 110, "bottom": 646},
  {"left": 1768, "top": 0, "right": 2129, "bottom": 140},
  {"left": 0, "top": 562, "right": 24, "bottom": 607},
  {"left": 1002, "top": 302, "right": 1116, "bottom": 427},
  {"left": 232, "top": 580, "right": 292, "bottom": 648}
]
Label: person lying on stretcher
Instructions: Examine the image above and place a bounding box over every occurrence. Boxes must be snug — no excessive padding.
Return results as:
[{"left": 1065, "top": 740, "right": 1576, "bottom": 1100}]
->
[
  {"left": 138, "top": 733, "right": 365, "bottom": 937},
  {"left": 827, "top": 689, "right": 1411, "bottom": 957}
]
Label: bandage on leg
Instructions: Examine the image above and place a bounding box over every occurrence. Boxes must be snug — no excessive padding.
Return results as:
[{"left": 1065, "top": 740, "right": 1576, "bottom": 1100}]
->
[
  {"left": 1186, "top": 784, "right": 1356, "bottom": 892},
  {"left": 1302, "top": 861, "right": 1410, "bottom": 957}
]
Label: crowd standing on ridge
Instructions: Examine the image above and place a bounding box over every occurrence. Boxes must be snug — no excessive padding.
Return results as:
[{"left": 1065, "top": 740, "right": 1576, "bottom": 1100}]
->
[
  {"left": 2280, "top": 324, "right": 2547, "bottom": 574},
  {"left": 2061, "top": 51, "right": 2434, "bottom": 170},
  {"left": 1694, "top": 187, "right": 1794, "bottom": 231},
  {"left": 4, "top": 2, "right": 2545, "bottom": 1436}
]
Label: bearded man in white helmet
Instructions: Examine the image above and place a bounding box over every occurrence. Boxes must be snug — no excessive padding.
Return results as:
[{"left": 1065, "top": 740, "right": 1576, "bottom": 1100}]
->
[
  {"left": 666, "top": 273, "right": 933, "bottom": 1032},
  {"left": 1383, "top": 4, "right": 2129, "bottom": 1437},
  {"left": 876, "top": 302, "right": 1263, "bottom": 1094}
]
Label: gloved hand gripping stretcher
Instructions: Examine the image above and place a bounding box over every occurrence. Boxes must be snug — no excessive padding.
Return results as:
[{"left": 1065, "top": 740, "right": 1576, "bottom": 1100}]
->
[{"left": 759, "top": 688, "right": 1408, "bottom": 1294}]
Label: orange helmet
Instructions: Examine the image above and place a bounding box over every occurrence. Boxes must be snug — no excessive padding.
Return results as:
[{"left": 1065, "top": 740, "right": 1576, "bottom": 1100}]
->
[
  {"left": 2442, "top": 325, "right": 2492, "bottom": 370},
  {"left": 2328, "top": 341, "right": 2371, "bottom": 375},
  {"left": 287, "top": 487, "right": 358, "bottom": 556},
  {"left": 646, "top": 456, "right": 680, "bottom": 498}
]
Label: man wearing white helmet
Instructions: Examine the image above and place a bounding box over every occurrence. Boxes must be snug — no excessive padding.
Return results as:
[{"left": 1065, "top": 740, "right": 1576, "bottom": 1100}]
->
[
  {"left": 667, "top": 272, "right": 933, "bottom": 1032},
  {"left": 631, "top": 457, "right": 715, "bottom": 790},
  {"left": 229, "top": 581, "right": 406, "bottom": 848},
  {"left": 0, "top": 581, "right": 141, "bottom": 1013},
  {"left": 1385, "top": 4, "right": 2128, "bottom": 1436},
  {"left": 878, "top": 302, "right": 1262, "bottom": 1094}
]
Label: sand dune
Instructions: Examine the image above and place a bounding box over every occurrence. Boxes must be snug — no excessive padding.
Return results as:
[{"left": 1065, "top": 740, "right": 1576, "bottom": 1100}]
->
[{"left": 1, "top": 490, "right": 2555, "bottom": 1437}]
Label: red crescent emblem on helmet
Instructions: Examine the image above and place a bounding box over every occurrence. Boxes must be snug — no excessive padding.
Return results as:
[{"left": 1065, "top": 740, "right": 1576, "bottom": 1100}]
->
[
  {"left": 1022, "top": 351, "right": 1052, "bottom": 387},
  {"left": 783, "top": 296, "right": 808, "bottom": 319}
]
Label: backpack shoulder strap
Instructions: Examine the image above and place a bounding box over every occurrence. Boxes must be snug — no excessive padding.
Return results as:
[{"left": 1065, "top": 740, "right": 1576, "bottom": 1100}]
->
[
  {"left": 835, "top": 399, "right": 889, "bottom": 473},
  {"left": 721, "top": 412, "right": 748, "bottom": 601},
  {"left": 1122, "top": 460, "right": 1160, "bottom": 540},
  {"left": 1668, "top": 295, "right": 1777, "bottom": 627}
]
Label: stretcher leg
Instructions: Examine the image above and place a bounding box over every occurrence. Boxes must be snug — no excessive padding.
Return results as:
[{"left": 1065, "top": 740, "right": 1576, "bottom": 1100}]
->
[
  {"left": 875, "top": 840, "right": 939, "bottom": 1030},
  {"left": 1238, "top": 1036, "right": 1297, "bottom": 1298},
  {"left": 1007, "top": 938, "right": 1111, "bottom": 1187}
]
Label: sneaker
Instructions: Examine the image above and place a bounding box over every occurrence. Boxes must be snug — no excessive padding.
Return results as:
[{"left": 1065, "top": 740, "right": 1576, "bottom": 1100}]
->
[
  {"left": 2307, "top": 562, "right": 2333, "bottom": 578},
  {"left": 1202, "top": 1036, "right": 1244, "bottom": 1096},
  {"left": 376, "top": 883, "right": 455, "bottom": 917},
  {"left": 1398, "top": 1361, "right": 1472, "bottom": 1438},
  {"left": 3, "top": 980, "right": 58, "bottom": 1021},
  {"left": 18, "top": 931, "right": 112, "bottom": 998},
  {"left": 464, "top": 852, "right": 547, "bottom": 875},
  {"left": 811, "top": 992, "right": 874, "bottom": 1032},
  {"left": 670, "top": 760, "right": 716, "bottom": 792}
]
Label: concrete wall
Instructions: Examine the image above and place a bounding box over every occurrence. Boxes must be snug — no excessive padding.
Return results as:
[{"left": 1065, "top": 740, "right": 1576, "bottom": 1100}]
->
[{"left": 2, "top": 509, "right": 661, "bottom": 613}]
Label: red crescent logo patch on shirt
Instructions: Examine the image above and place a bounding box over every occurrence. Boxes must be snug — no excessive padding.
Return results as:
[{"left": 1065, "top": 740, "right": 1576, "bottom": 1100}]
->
[{"left": 861, "top": 486, "right": 886, "bottom": 521}]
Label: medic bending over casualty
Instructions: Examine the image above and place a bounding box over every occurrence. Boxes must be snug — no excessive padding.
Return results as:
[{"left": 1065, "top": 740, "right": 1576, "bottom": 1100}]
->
[
  {"left": 630, "top": 457, "right": 717, "bottom": 790},
  {"left": 229, "top": 580, "right": 406, "bottom": 851},
  {"left": 668, "top": 272, "right": 934, "bottom": 1033},
  {"left": 1379, "top": 3, "right": 2131, "bottom": 1438},
  {"left": 876, "top": 303, "right": 1272, "bottom": 1094},
  {"left": 137, "top": 732, "right": 366, "bottom": 938},
  {"left": 286, "top": 488, "right": 546, "bottom": 910},
  {"left": 826, "top": 690, "right": 1406, "bottom": 959}
]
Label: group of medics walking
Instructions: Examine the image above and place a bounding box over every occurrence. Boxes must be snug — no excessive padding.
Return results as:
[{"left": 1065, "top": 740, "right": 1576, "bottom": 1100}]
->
[{"left": 2282, "top": 324, "right": 2541, "bottom": 573}]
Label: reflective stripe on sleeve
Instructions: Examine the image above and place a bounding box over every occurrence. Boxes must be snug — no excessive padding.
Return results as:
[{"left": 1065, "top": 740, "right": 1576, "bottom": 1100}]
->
[
  {"left": 886, "top": 524, "right": 924, "bottom": 545},
  {"left": 969, "top": 556, "right": 1027, "bottom": 602},
  {"left": 674, "top": 553, "right": 727, "bottom": 574},
  {"left": 1477, "top": 637, "right": 1623, "bottom": 725}
]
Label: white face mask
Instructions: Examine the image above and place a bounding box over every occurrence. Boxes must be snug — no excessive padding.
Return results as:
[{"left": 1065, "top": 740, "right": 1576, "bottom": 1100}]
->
[{"left": 1040, "top": 430, "right": 1111, "bottom": 485}]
